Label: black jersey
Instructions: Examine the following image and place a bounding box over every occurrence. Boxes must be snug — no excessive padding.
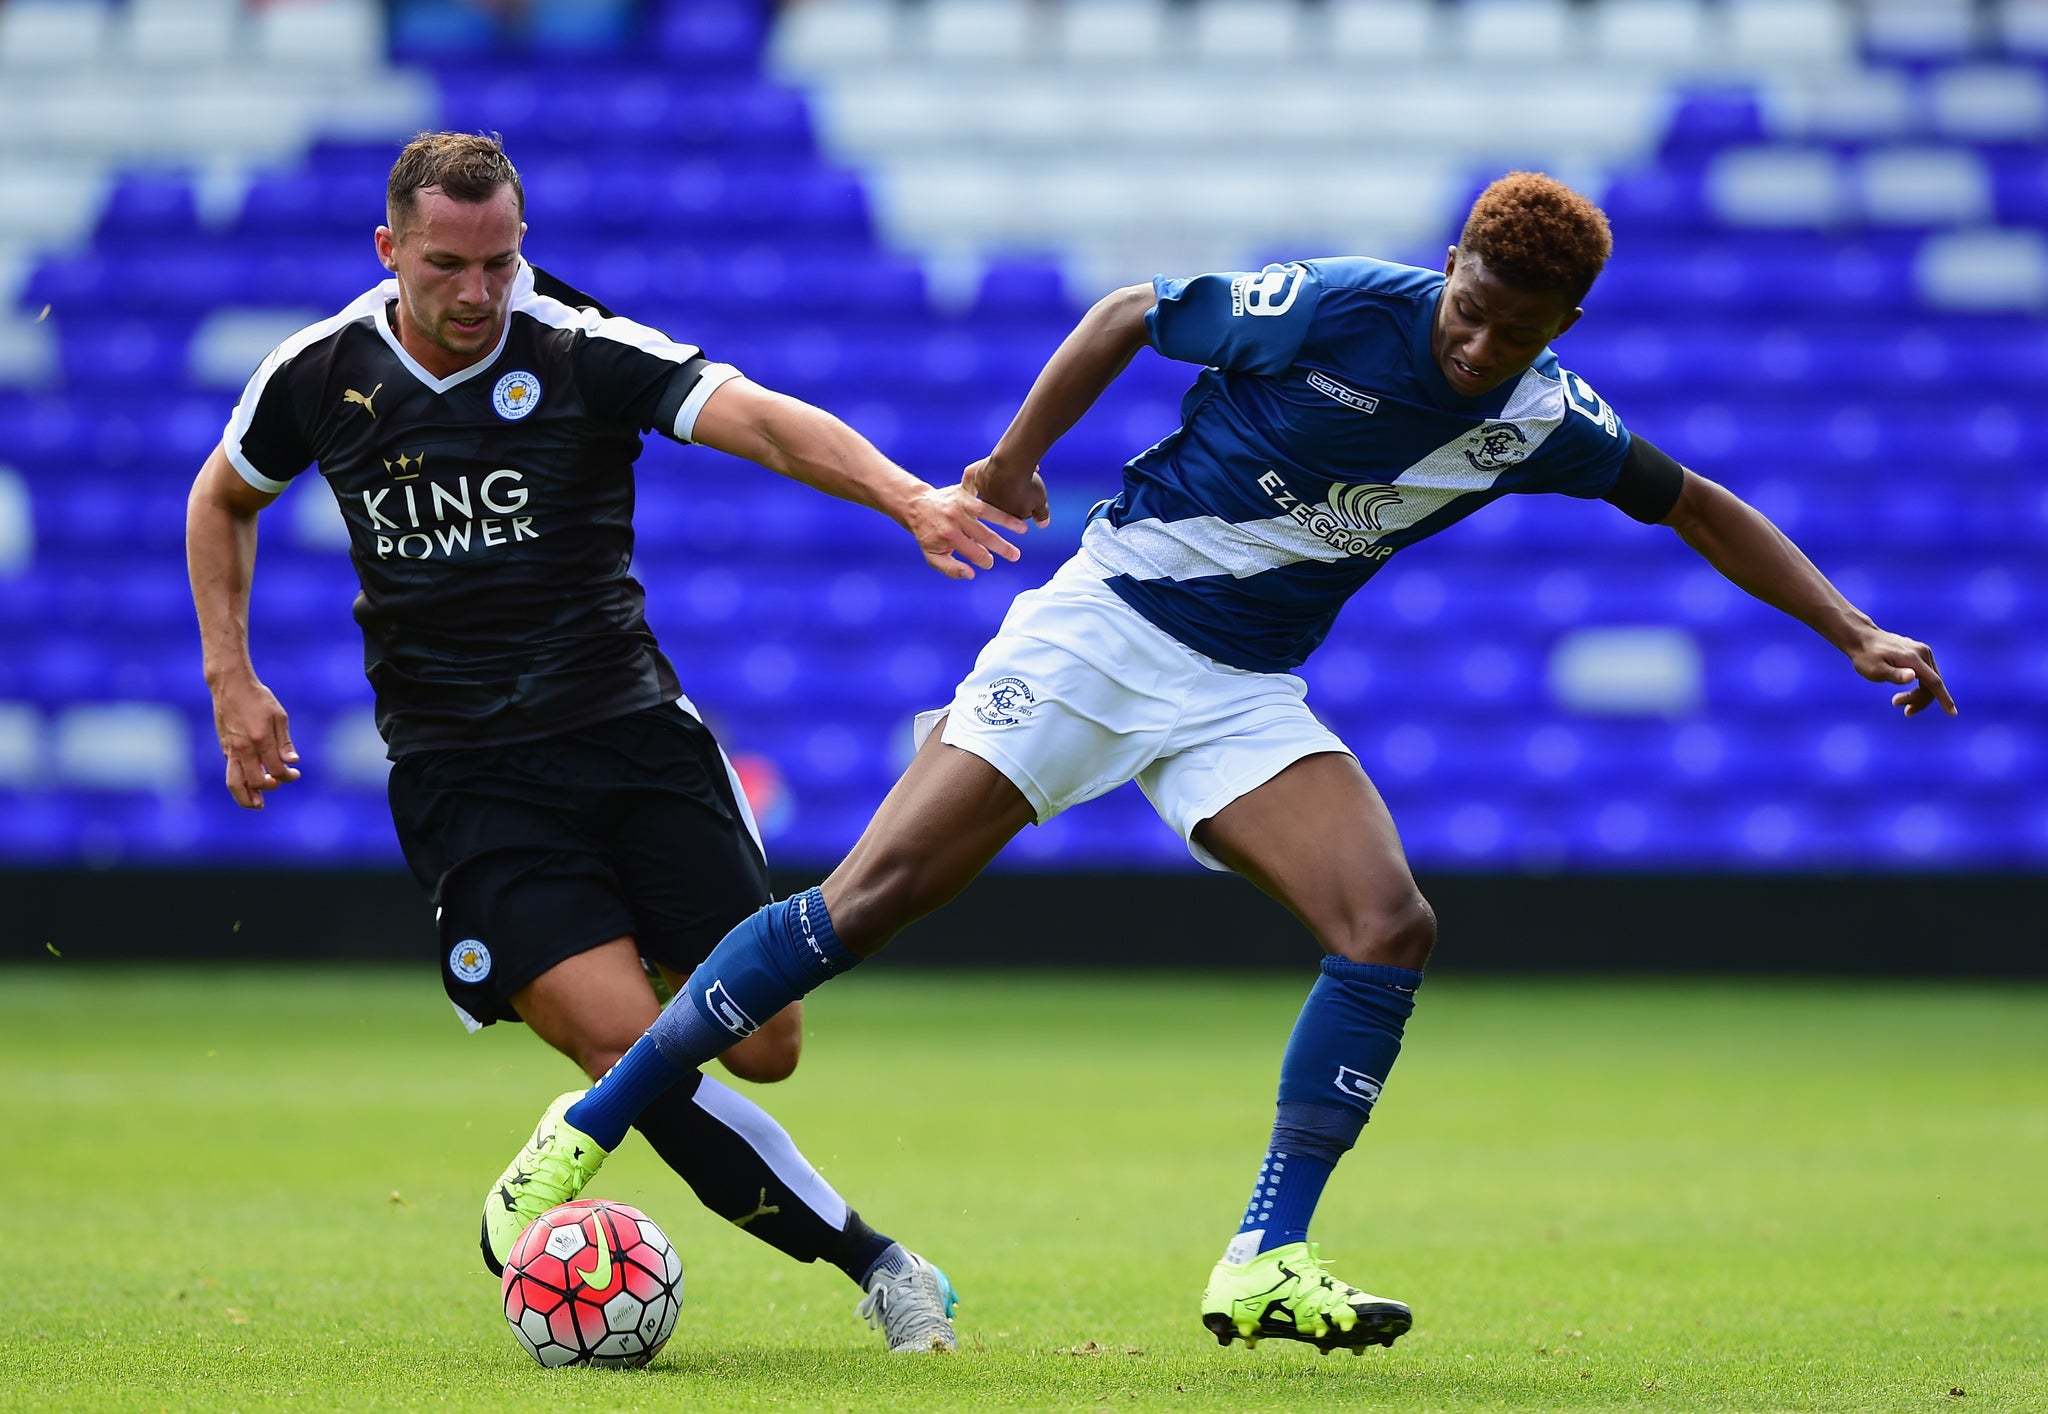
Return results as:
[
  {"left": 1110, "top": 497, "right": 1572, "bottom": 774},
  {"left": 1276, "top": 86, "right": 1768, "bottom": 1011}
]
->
[{"left": 224, "top": 261, "right": 740, "bottom": 756}]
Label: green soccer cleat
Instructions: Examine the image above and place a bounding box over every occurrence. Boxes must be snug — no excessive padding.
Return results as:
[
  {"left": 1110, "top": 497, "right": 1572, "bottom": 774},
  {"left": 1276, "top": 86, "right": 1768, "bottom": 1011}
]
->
[
  {"left": 1200, "top": 1241, "right": 1411, "bottom": 1355},
  {"left": 480, "top": 1090, "right": 610, "bottom": 1276}
]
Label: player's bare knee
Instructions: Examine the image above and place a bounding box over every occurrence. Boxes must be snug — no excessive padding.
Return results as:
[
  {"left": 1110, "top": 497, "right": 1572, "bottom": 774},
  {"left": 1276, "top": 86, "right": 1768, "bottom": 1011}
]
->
[
  {"left": 720, "top": 1035, "right": 800, "bottom": 1084},
  {"left": 717, "top": 1006, "right": 804, "bottom": 1083},
  {"left": 1326, "top": 893, "right": 1436, "bottom": 971},
  {"left": 577, "top": 1044, "right": 629, "bottom": 1081}
]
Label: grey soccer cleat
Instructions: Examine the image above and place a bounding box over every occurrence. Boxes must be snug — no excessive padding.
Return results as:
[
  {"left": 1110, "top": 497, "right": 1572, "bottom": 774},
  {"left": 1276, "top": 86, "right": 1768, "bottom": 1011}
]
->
[{"left": 856, "top": 1249, "right": 960, "bottom": 1353}]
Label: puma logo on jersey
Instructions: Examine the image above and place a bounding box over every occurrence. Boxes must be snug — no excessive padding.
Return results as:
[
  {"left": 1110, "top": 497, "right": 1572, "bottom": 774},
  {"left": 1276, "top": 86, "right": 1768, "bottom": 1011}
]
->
[{"left": 343, "top": 384, "right": 382, "bottom": 418}]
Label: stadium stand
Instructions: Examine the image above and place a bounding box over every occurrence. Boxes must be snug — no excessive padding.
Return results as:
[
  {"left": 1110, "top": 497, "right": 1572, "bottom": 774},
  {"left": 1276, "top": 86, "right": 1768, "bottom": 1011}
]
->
[{"left": 0, "top": 0, "right": 2038, "bottom": 870}]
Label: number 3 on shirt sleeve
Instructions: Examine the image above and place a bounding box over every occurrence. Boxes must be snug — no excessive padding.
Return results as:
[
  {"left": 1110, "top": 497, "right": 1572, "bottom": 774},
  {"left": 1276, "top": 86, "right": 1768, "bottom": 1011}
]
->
[{"left": 1563, "top": 370, "right": 1620, "bottom": 436}]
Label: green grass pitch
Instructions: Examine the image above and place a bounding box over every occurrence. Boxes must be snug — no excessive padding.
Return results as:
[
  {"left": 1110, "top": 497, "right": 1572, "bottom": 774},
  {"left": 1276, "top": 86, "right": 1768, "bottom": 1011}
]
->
[{"left": 3, "top": 966, "right": 2043, "bottom": 1412}]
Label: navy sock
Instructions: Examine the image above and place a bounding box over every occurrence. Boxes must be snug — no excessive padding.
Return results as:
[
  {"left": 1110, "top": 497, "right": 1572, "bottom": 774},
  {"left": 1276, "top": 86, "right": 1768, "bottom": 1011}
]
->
[
  {"left": 1236, "top": 1150, "right": 1336, "bottom": 1257},
  {"left": 1228, "top": 958, "right": 1422, "bottom": 1259},
  {"left": 566, "top": 888, "right": 861, "bottom": 1150},
  {"left": 569, "top": 1031, "right": 688, "bottom": 1152}
]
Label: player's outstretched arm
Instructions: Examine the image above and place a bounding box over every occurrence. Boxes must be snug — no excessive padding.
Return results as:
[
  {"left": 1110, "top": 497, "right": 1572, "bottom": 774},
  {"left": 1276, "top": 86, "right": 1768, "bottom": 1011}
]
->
[
  {"left": 1661, "top": 468, "right": 1956, "bottom": 718},
  {"left": 690, "top": 377, "right": 1032, "bottom": 581},
  {"left": 186, "top": 443, "right": 301, "bottom": 807},
  {"left": 969, "top": 282, "right": 1155, "bottom": 518}
]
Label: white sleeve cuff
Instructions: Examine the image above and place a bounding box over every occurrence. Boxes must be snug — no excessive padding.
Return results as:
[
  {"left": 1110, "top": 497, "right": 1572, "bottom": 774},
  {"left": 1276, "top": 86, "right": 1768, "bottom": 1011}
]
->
[
  {"left": 674, "top": 363, "right": 743, "bottom": 443},
  {"left": 225, "top": 440, "right": 292, "bottom": 495}
]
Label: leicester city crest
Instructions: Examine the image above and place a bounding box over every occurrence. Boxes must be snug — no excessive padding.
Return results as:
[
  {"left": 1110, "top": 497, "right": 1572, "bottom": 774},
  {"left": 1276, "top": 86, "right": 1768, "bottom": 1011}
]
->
[
  {"left": 492, "top": 370, "right": 541, "bottom": 421},
  {"left": 449, "top": 939, "right": 492, "bottom": 983}
]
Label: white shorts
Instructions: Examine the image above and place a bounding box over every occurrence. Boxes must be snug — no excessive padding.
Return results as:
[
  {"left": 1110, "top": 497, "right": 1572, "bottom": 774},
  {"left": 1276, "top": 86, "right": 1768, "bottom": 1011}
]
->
[{"left": 915, "top": 560, "right": 1353, "bottom": 871}]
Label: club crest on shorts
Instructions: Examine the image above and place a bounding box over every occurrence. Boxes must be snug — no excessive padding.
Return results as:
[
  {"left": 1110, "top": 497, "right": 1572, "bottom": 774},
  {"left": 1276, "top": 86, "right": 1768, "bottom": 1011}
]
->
[
  {"left": 449, "top": 939, "right": 492, "bottom": 983},
  {"left": 972, "top": 675, "right": 1037, "bottom": 727},
  {"left": 492, "top": 370, "right": 541, "bottom": 421}
]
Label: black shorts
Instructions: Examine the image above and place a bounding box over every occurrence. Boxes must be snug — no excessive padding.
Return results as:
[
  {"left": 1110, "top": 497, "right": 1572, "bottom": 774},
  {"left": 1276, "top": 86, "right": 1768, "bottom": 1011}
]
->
[{"left": 387, "top": 702, "right": 771, "bottom": 1029}]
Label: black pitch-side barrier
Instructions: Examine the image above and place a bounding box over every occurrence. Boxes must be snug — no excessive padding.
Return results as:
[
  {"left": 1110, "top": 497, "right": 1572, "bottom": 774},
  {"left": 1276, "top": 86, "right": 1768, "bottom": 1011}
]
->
[{"left": 2, "top": 869, "right": 2042, "bottom": 975}]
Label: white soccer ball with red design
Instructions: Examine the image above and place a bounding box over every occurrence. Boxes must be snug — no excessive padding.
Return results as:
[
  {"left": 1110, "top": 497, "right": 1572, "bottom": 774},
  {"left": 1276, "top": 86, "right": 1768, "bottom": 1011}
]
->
[{"left": 500, "top": 1199, "right": 682, "bottom": 1368}]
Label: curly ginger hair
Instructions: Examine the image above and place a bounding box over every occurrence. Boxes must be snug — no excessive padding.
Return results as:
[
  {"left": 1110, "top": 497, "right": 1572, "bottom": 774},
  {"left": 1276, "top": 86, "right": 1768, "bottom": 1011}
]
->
[{"left": 1458, "top": 171, "right": 1613, "bottom": 306}]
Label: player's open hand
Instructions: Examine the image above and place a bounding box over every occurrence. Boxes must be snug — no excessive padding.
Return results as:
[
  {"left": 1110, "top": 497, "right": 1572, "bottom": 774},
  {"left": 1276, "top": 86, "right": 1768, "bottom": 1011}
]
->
[
  {"left": 210, "top": 671, "right": 302, "bottom": 808},
  {"left": 1849, "top": 629, "right": 1956, "bottom": 718},
  {"left": 905, "top": 476, "right": 1032, "bottom": 580},
  {"left": 963, "top": 455, "right": 1052, "bottom": 531}
]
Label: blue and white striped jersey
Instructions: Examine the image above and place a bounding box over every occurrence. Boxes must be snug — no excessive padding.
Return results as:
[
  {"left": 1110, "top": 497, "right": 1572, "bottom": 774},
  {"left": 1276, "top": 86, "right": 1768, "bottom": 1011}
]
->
[{"left": 1075, "top": 257, "right": 1631, "bottom": 672}]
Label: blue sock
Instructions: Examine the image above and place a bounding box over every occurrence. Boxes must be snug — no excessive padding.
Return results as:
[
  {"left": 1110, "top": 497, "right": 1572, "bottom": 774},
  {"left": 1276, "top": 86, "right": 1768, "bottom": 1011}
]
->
[
  {"left": 566, "top": 888, "right": 861, "bottom": 1150},
  {"left": 1227, "top": 958, "right": 1422, "bottom": 1260}
]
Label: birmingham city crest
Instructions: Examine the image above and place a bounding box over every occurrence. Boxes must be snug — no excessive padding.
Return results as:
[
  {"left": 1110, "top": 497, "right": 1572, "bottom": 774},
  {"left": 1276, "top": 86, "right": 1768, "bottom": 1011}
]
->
[
  {"left": 1462, "top": 421, "right": 1531, "bottom": 472},
  {"left": 973, "top": 676, "right": 1037, "bottom": 727}
]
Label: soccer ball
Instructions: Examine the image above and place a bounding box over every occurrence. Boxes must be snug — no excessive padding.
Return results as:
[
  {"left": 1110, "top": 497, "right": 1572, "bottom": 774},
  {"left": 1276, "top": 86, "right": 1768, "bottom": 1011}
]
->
[{"left": 501, "top": 1199, "right": 682, "bottom": 1368}]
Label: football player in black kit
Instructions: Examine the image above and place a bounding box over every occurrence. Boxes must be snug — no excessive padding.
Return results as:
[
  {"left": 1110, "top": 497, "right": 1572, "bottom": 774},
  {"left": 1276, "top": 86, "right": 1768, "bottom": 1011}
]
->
[{"left": 185, "top": 132, "right": 1030, "bottom": 1351}]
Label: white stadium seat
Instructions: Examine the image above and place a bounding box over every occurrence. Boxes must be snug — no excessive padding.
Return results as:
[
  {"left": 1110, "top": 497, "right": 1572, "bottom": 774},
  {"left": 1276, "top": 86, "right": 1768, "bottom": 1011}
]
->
[
  {"left": 1928, "top": 66, "right": 2048, "bottom": 140},
  {"left": 1190, "top": 0, "right": 1307, "bottom": 63},
  {"left": 874, "top": 160, "right": 1031, "bottom": 248},
  {"left": 1592, "top": 0, "right": 1715, "bottom": 65},
  {"left": 1994, "top": 0, "right": 2048, "bottom": 56},
  {"left": 815, "top": 79, "right": 950, "bottom": 154},
  {"left": 933, "top": 0, "right": 1048, "bottom": 63},
  {"left": 920, "top": 0, "right": 1043, "bottom": 64},
  {"left": 121, "top": 0, "right": 246, "bottom": 66},
  {"left": 0, "top": 0, "right": 114, "bottom": 69},
  {"left": 1059, "top": 0, "right": 1166, "bottom": 63},
  {"left": 289, "top": 474, "right": 355, "bottom": 553},
  {"left": 1766, "top": 71, "right": 1914, "bottom": 141},
  {"left": 1548, "top": 627, "right": 1704, "bottom": 717},
  {"left": 1454, "top": 0, "right": 1577, "bottom": 65},
  {"left": 1864, "top": 0, "right": 1977, "bottom": 60},
  {"left": 190, "top": 308, "right": 327, "bottom": 390},
  {"left": 1325, "top": 0, "right": 1441, "bottom": 63},
  {"left": 0, "top": 164, "right": 114, "bottom": 246},
  {"left": 1916, "top": 229, "right": 2048, "bottom": 311},
  {"left": 55, "top": 703, "right": 194, "bottom": 794},
  {"left": 258, "top": 0, "right": 384, "bottom": 71},
  {"left": 325, "top": 709, "right": 393, "bottom": 787},
  {"left": 0, "top": 466, "right": 33, "bottom": 577},
  {"left": 1707, "top": 146, "right": 1847, "bottom": 226},
  {"left": 0, "top": 703, "right": 40, "bottom": 788},
  {"left": 1725, "top": 0, "right": 1855, "bottom": 66},
  {"left": 0, "top": 311, "right": 55, "bottom": 385},
  {"left": 1856, "top": 147, "right": 1992, "bottom": 227},
  {"left": 772, "top": 0, "right": 903, "bottom": 71}
]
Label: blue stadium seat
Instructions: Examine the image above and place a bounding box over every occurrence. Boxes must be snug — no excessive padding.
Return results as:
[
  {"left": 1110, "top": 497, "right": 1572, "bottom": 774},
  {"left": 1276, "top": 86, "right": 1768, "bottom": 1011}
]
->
[
  {"left": 1657, "top": 90, "right": 1767, "bottom": 159},
  {"left": 237, "top": 172, "right": 385, "bottom": 238},
  {"left": 0, "top": 793, "right": 81, "bottom": 861},
  {"left": 651, "top": 0, "right": 769, "bottom": 68},
  {"left": 0, "top": 36, "right": 2035, "bottom": 869},
  {"left": 95, "top": 174, "right": 202, "bottom": 243}
]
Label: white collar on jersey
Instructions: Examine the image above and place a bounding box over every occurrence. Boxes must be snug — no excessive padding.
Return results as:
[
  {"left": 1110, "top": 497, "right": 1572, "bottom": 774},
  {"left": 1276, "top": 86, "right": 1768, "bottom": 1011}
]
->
[{"left": 370, "top": 259, "right": 532, "bottom": 395}]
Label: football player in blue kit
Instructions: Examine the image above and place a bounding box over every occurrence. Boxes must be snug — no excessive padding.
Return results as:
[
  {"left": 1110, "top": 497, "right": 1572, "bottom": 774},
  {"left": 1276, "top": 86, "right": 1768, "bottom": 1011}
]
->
[{"left": 485, "top": 172, "right": 1955, "bottom": 1353}]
